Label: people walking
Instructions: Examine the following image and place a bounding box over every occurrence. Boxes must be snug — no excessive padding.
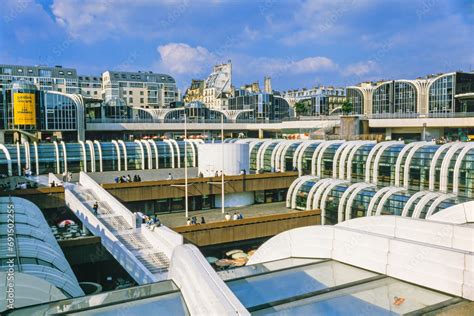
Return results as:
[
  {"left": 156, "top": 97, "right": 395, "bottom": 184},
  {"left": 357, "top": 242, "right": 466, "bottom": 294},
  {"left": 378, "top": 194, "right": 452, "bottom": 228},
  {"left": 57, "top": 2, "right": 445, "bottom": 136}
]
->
[{"left": 92, "top": 201, "right": 99, "bottom": 215}]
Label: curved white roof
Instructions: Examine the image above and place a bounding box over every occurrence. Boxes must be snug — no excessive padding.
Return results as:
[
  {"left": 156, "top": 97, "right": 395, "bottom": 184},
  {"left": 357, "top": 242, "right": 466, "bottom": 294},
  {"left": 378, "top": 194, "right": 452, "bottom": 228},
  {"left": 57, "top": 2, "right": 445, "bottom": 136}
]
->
[{"left": 247, "top": 215, "right": 473, "bottom": 300}]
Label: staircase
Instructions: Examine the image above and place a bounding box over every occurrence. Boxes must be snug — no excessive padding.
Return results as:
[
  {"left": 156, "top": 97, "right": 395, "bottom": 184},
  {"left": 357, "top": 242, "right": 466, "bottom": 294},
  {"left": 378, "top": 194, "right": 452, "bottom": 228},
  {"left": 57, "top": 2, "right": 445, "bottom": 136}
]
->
[{"left": 63, "top": 173, "right": 181, "bottom": 284}]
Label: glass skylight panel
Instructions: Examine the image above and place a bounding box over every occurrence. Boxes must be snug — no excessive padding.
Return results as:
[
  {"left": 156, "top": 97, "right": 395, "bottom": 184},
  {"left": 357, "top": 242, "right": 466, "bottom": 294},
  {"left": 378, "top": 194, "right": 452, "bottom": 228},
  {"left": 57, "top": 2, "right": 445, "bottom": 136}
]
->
[
  {"left": 227, "top": 261, "right": 377, "bottom": 309},
  {"left": 253, "top": 277, "right": 454, "bottom": 315}
]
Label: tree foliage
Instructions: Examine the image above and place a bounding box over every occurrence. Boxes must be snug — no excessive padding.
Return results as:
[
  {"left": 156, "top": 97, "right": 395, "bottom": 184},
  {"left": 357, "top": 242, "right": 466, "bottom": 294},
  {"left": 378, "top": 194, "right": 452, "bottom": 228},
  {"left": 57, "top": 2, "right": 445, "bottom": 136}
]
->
[
  {"left": 341, "top": 99, "right": 353, "bottom": 115},
  {"left": 294, "top": 101, "right": 309, "bottom": 116}
]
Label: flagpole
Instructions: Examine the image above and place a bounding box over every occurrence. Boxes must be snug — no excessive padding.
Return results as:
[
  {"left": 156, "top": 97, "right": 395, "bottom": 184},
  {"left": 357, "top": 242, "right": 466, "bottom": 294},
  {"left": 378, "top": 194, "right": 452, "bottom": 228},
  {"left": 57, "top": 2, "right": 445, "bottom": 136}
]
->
[
  {"left": 184, "top": 113, "right": 188, "bottom": 219},
  {"left": 221, "top": 115, "right": 225, "bottom": 214}
]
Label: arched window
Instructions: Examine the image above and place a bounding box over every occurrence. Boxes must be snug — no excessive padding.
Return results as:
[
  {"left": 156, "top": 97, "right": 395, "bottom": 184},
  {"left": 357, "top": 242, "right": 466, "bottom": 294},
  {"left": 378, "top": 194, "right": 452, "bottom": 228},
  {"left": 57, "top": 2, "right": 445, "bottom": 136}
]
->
[
  {"left": 372, "top": 83, "right": 391, "bottom": 115},
  {"left": 428, "top": 74, "right": 454, "bottom": 114},
  {"left": 394, "top": 82, "right": 417, "bottom": 114},
  {"left": 346, "top": 88, "right": 363, "bottom": 114}
]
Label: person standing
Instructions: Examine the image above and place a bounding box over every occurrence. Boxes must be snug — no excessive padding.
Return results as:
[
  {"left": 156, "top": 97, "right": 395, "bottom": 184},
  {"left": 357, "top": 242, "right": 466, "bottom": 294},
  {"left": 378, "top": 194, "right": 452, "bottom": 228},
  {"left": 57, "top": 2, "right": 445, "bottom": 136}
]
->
[{"left": 92, "top": 202, "right": 99, "bottom": 215}]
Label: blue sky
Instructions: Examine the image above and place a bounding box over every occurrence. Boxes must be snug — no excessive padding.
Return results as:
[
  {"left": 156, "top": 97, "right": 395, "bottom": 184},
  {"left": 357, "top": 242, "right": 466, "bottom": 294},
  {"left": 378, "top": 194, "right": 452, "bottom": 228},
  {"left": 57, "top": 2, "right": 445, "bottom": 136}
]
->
[{"left": 1, "top": 0, "right": 472, "bottom": 91}]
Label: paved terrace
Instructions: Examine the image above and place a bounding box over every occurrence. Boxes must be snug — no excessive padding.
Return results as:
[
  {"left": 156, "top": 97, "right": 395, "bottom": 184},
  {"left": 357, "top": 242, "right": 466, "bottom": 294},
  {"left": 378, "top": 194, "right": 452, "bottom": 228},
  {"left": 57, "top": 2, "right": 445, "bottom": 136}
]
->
[{"left": 158, "top": 201, "right": 289, "bottom": 228}]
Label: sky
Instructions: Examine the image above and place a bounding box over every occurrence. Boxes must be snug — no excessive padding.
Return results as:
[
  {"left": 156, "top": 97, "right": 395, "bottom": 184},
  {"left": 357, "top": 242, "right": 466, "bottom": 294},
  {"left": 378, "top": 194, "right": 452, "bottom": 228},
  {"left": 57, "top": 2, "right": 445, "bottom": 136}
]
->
[{"left": 0, "top": 0, "right": 473, "bottom": 92}]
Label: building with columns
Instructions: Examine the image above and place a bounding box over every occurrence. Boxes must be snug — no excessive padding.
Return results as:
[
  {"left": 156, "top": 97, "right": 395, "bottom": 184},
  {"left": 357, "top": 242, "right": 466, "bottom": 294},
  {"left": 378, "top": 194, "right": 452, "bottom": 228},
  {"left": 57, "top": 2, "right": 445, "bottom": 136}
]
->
[{"left": 347, "top": 72, "right": 474, "bottom": 118}]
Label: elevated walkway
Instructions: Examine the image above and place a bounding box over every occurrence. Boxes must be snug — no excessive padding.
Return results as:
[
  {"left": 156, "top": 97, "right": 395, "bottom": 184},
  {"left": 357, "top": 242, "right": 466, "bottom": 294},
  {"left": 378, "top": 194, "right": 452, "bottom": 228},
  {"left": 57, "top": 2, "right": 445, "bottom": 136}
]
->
[{"left": 63, "top": 172, "right": 182, "bottom": 285}]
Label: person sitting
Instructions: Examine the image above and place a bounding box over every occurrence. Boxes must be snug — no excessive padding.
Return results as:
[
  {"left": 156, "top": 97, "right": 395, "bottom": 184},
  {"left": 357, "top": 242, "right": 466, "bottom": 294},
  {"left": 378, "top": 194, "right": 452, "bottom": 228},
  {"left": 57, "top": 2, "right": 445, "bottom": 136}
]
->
[
  {"left": 224, "top": 212, "right": 231, "bottom": 221},
  {"left": 150, "top": 216, "right": 161, "bottom": 231},
  {"left": 238, "top": 212, "right": 244, "bottom": 220},
  {"left": 186, "top": 218, "right": 191, "bottom": 226},
  {"left": 126, "top": 174, "right": 132, "bottom": 182},
  {"left": 137, "top": 175, "right": 142, "bottom": 182},
  {"left": 133, "top": 175, "right": 138, "bottom": 182},
  {"left": 201, "top": 216, "right": 206, "bottom": 224},
  {"left": 167, "top": 173, "right": 173, "bottom": 180},
  {"left": 232, "top": 212, "right": 238, "bottom": 220},
  {"left": 114, "top": 176, "right": 119, "bottom": 183},
  {"left": 50, "top": 180, "right": 56, "bottom": 187}
]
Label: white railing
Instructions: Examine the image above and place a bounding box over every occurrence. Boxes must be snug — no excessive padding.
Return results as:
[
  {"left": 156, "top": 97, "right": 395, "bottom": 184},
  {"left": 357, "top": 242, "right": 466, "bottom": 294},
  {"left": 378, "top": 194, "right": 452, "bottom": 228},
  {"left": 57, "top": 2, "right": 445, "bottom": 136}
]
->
[
  {"left": 140, "top": 225, "right": 183, "bottom": 259},
  {"left": 65, "top": 189, "right": 157, "bottom": 284},
  {"left": 79, "top": 172, "right": 137, "bottom": 229},
  {"left": 48, "top": 173, "right": 63, "bottom": 186},
  {"left": 169, "top": 244, "right": 249, "bottom": 316}
]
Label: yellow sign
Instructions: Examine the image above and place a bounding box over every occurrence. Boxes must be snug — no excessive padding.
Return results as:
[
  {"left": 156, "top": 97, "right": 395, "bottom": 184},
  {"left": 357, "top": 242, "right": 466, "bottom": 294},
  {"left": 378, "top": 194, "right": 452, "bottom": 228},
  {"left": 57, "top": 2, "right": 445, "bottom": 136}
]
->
[{"left": 13, "top": 93, "right": 36, "bottom": 125}]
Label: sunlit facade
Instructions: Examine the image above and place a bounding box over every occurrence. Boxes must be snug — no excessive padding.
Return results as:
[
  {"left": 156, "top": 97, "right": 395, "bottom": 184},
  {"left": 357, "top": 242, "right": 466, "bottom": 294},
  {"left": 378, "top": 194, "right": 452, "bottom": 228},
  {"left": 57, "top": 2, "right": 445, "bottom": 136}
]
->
[
  {"left": 0, "top": 80, "right": 85, "bottom": 141},
  {"left": 0, "top": 139, "right": 200, "bottom": 176},
  {"left": 348, "top": 71, "right": 474, "bottom": 117},
  {"left": 245, "top": 139, "right": 474, "bottom": 200},
  {"left": 228, "top": 91, "right": 291, "bottom": 122}
]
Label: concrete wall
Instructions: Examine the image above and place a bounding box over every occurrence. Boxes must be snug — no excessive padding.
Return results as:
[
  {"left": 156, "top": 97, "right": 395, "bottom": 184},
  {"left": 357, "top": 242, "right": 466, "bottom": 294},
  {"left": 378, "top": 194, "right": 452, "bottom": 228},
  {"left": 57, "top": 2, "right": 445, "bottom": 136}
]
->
[
  {"left": 173, "top": 210, "right": 320, "bottom": 246},
  {"left": 198, "top": 143, "right": 249, "bottom": 176},
  {"left": 102, "top": 172, "right": 298, "bottom": 202},
  {"left": 215, "top": 192, "right": 254, "bottom": 208}
]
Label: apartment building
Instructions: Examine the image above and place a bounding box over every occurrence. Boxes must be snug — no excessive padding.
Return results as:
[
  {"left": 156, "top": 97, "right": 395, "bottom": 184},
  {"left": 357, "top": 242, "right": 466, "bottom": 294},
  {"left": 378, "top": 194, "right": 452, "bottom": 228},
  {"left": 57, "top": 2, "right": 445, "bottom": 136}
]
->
[
  {"left": 0, "top": 64, "right": 80, "bottom": 94},
  {"left": 102, "top": 70, "right": 178, "bottom": 109}
]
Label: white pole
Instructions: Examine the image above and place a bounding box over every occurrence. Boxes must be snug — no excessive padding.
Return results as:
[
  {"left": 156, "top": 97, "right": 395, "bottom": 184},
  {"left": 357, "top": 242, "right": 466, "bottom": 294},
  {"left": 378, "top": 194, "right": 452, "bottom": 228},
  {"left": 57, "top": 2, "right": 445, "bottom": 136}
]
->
[
  {"left": 221, "top": 115, "right": 225, "bottom": 214},
  {"left": 184, "top": 113, "right": 188, "bottom": 219}
]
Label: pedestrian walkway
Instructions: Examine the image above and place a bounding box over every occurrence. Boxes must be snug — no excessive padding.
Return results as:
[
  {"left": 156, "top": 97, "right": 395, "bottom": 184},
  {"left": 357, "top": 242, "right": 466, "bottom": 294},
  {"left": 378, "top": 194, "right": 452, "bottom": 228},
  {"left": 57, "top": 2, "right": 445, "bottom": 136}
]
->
[
  {"left": 59, "top": 173, "right": 181, "bottom": 284},
  {"left": 159, "top": 202, "right": 290, "bottom": 228}
]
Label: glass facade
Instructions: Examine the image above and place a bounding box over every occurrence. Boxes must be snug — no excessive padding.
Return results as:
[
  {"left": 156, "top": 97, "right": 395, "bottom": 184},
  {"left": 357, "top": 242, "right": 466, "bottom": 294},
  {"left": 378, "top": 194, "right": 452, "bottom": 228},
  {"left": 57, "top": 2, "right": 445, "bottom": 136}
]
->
[
  {"left": 0, "top": 140, "right": 197, "bottom": 176},
  {"left": 44, "top": 93, "right": 78, "bottom": 131},
  {"left": 429, "top": 74, "right": 454, "bottom": 114},
  {"left": 228, "top": 92, "right": 290, "bottom": 122},
  {"left": 372, "top": 81, "right": 417, "bottom": 116},
  {"left": 247, "top": 139, "right": 474, "bottom": 199},
  {"left": 164, "top": 103, "right": 226, "bottom": 123},
  {"left": 345, "top": 88, "right": 363, "bottom": 115}
]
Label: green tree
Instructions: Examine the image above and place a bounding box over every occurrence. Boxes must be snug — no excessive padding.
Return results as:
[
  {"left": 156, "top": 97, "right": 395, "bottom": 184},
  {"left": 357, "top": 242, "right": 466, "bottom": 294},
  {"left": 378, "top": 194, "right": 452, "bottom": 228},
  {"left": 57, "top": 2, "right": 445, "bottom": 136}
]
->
[
  {"left": 294, "top": 101, "right": 309, "bottom": 116},
  {"left": 341, "top": 99, "right": 353, "bottom": 115}
]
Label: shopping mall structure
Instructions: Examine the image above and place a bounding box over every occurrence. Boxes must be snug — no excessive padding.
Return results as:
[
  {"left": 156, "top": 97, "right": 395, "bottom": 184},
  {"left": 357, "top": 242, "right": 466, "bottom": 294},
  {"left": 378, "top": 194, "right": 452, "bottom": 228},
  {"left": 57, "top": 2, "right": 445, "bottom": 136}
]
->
[
  {"left": 1, "top": 70, "right": 474, "bottom": 143},
  {"left": 1, "top": 67, "right": 474, "bottom": 314}
]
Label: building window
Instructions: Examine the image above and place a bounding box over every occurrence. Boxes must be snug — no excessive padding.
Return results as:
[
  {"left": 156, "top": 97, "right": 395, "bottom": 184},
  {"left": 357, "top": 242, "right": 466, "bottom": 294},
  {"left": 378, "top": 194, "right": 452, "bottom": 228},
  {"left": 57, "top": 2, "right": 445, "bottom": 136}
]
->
[
  {"left": 140, "top": 98, "right": 144, "bottom": 103},
  {"left": 129, "top": 91, "right": 133, "bottom": 95},
  {"left": 39, "top": 69, "right": 52, "bottom": 77},
  {"left": 129, "top": 97, "right": 133, "bottom": 103}
]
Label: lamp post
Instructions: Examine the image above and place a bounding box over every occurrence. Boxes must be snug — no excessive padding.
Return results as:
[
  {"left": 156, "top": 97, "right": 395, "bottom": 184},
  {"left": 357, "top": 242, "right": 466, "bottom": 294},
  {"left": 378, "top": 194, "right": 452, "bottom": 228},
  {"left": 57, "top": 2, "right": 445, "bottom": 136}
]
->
[
  {"left": 184, "top": 113, "right": 188, "bottom": 219},
  {"left": 221, "top": 115, "right": 225, "bottom": 214}
]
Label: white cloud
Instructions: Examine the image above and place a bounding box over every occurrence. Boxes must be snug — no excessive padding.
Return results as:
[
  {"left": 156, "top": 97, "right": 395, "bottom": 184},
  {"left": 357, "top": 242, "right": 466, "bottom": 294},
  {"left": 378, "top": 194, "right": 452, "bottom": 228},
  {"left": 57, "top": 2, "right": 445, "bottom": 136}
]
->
[
  {"left": 344, "top": 60, "right": 378, "bottom": 76},
  {"left": 281, "top": 0, "right": 378, "bottom": 45},
  {"left": 157, "top": 43, "right": 215, "bottom": 75},
  {"left": 50, "top": 0, "right": 192, "bottom": 43},
  {"left": 292, "top": 57, "right": 336, "bottom": 74}
]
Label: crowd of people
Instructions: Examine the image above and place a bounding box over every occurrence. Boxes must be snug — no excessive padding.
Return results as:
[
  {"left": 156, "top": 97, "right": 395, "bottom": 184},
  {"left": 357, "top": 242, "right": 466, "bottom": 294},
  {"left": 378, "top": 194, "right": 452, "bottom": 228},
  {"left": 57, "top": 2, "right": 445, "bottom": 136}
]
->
[
  {"left": 225, "top": 212, "right": 244, "bottom": 221},
  {"left": 187, "top": 216, "right": 206, "bottom": 225},
  {"left": 62, "top": 171, "right": 73, "bottom": 182},
  {"left": 114, "top": 174, "right": 142, "bottom": 183},
  {"left": 144, "top": 214, "right": 161, "bottom": 231}
]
